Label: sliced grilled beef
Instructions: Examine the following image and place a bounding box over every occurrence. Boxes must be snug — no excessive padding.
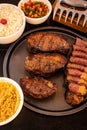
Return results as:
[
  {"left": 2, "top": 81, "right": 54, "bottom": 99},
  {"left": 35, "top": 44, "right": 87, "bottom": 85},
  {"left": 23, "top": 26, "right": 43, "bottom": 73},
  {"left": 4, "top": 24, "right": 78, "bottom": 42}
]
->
[
  {"left": 65, "top": 38, "right": 87, "bottom": 106},
  {"left": 67, "top": 63, "right": 87, "bottom": 72},
  {"left": 66, "top": 75, "right": 87, "bottom": 86},
  {"left": 72, "top": 51, "right": 87, "bottom": 59},
  {"left": 73, "top": 45, "right": 87, "bottom": 53},
  {"left": 68, "top": 83, "right": 87, "bottom": 96},
  {"left": 76, "top": 38, "right": 87, "bottom": 47},
  {"left": 70, "top": 57, "right": 87, "bottom": 67},
  {"left": 20, "top": 76, "right": 58, "bottom": 99}
]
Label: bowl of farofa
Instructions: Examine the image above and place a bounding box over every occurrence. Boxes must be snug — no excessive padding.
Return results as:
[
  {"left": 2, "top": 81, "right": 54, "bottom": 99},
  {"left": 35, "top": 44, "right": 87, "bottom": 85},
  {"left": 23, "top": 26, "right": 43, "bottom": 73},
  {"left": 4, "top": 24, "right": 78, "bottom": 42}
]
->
[
  {"left": 0, "top": 3, "right": 26, "bottom": 44},
  {"left": 18, "top": 0, "right": 52, "bottom": 25},
  {"left": 0, "top": 77, "right": 24, "bottom": 126}
]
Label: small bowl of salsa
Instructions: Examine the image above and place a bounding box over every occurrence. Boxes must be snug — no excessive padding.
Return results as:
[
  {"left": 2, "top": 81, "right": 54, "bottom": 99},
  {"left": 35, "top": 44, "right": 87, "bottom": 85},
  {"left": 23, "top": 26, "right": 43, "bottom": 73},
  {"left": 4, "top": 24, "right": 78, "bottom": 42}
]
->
[{"left": 18, "top": 0, "right": 52, "bottom": 24}]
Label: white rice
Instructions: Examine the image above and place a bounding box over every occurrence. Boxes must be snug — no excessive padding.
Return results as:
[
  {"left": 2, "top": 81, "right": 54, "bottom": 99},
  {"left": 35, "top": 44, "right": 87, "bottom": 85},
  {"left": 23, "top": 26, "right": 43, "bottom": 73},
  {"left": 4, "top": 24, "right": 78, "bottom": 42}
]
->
[{"left": 0, "top": 5, "right": 23, "bottom": 37}]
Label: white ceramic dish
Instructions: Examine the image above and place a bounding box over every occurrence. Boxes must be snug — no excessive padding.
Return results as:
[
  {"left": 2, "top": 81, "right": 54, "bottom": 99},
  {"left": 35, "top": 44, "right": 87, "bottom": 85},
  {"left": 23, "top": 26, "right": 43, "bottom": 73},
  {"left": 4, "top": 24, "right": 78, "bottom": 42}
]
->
[
  {"left": 0, "top": 77, "right": 24, "bottom": 126},
  {"left": 18, "top": 0, "right": 52, "bottom": 25},
  {"left": 0, "top": 3, "right": 26, "bottom": 44}
]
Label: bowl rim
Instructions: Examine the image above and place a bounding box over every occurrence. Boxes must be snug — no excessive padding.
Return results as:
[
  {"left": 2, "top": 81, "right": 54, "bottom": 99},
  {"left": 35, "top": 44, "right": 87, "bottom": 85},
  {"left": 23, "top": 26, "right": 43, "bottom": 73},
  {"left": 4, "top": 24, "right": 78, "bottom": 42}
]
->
[
  {"left": 0, "top": 3, "right": 26, "bottom": 39},
  {"left": 0, "top": 77, "right": 24, "bottom": 126},
  {"left": 18, "top": 0, "right": 52, "bottom": 20}
]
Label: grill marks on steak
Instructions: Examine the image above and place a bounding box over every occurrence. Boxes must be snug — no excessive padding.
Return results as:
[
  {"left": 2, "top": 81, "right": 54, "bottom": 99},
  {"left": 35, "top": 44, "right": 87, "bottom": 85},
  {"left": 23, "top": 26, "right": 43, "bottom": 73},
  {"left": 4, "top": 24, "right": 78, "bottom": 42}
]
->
[
  {"left": 25, "top": 53, "right": 67, "bottom": 77},
  {"left": 27, "top": 32, "right": 70, "bottom": 54},
  {"left": 20, "top": 76, "right": 58, "bottom": 99},
  {"left": 65, "top": 38, "right": 87, "bottom": 106}
]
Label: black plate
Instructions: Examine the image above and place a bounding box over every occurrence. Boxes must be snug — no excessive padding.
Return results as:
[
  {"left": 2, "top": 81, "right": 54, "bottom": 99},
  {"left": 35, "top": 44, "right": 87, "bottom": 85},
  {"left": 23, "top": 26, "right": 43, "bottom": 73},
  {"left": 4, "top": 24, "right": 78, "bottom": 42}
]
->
[{"left": 3, "top": 26, "right": 87, "bottom": 116}]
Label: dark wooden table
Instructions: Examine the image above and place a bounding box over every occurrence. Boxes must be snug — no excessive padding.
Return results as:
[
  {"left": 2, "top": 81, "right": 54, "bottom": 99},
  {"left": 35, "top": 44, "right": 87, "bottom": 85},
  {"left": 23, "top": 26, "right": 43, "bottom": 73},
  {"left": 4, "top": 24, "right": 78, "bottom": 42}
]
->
[{"left": 0, "top": 0, "right": 87, "bottom": 130}]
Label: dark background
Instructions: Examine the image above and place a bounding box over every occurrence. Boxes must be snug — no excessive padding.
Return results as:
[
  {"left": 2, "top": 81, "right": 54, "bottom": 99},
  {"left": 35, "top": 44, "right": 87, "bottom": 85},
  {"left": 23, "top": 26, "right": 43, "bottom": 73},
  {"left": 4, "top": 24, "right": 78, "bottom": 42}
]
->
[{"left": 0, "top": 0, "right": 87, "bottom": 130}]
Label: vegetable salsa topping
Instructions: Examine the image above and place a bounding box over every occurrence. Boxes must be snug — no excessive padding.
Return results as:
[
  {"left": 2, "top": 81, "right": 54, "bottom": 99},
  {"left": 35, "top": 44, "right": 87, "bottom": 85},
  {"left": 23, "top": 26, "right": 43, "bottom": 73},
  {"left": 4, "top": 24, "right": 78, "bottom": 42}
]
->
[{"left": 21, "top": 0, "right": 49, "bottom": 18}]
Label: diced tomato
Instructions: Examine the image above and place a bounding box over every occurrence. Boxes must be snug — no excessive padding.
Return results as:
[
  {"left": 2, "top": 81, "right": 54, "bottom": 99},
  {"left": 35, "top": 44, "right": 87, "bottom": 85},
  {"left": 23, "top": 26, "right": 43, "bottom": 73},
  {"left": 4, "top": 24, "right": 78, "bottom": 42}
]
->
[
  {"left": 24, "top": 3, "right": 28, "bottom": 7},
  {"left": 40, "top": 2, "right": 44, "bottom": 7},
  {"left": 1, "top": 19, "right": 7, "bottom": 25},
  {"left": 30, "top": 1, "right": 34, "bottom": 6}
]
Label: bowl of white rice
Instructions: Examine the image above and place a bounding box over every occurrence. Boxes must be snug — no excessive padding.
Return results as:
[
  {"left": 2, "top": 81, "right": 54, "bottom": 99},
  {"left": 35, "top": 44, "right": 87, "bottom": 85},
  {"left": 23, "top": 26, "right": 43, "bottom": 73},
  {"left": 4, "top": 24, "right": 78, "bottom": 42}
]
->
[{"left": 0, "top": 3, "right": 26, "bottom": 44}]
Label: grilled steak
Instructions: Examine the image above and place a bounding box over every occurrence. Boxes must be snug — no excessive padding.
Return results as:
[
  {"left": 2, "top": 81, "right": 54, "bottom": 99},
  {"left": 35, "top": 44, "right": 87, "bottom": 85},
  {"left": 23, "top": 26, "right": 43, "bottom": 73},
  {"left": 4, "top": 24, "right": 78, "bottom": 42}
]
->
[
  {"left": 20, "top": 76, "right": 58, "bottom": 99},
  {"left": 27, "top": 32, "right": 70, "bottom": 54},
  {"left": 65, "top": 38, "right": 87, "bottom": 106},
  {"left": 25, "top": 53, "right": 67, "bottom": 77}
]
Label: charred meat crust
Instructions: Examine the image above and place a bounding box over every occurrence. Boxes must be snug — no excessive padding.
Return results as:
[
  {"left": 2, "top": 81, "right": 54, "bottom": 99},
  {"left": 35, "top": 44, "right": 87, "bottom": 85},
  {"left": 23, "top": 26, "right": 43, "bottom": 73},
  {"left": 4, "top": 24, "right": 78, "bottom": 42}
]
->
[
  {"left": 25, "top": 53, "right": 67, "bottom": 77},
  {"left": 20, "top": 76, "right": 58, "bottom": 99},
  {"left": 27, "top": 32, "right": 70, "bottom": 54}
]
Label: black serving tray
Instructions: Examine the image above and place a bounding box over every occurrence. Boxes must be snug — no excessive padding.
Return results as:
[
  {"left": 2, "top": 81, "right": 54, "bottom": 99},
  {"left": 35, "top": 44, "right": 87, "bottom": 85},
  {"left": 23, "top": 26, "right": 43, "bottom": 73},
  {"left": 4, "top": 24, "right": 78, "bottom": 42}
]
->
[{"left": 3, "top": 26, "right": 87, "bottom": 116}]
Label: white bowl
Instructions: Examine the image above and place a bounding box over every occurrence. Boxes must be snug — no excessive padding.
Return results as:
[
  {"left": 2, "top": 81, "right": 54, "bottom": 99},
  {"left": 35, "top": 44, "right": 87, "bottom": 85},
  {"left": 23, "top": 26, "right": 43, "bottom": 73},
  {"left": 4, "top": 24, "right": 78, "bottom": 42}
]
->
[
  {"left": 0, "top": 77, "right": 24, "bottom": 126},
  {"left": 18, "top": 0, "right": 52, "bottom": 25},
  {"left": 0, "top": 4, "right": 26, "bottom": 44}
]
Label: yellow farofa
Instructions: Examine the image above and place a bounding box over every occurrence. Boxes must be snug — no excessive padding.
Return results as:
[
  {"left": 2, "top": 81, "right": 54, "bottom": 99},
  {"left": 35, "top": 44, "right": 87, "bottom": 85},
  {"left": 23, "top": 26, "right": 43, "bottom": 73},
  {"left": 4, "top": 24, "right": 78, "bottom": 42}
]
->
[{"left": 0, "top": 82, "right": 20, "bottom": 122}]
